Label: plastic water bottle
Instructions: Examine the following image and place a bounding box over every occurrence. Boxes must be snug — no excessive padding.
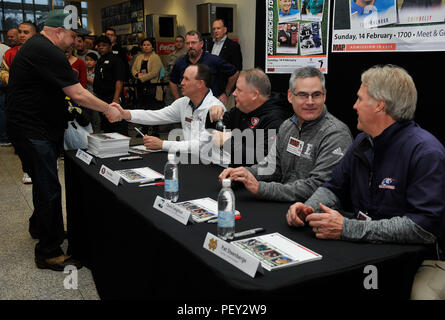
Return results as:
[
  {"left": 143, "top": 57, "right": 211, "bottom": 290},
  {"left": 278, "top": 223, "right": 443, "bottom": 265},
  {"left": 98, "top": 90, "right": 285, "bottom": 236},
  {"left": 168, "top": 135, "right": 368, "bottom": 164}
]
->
[
  {"left": 217, "top": 179, "right": 235, "bottom": 240},
  {"left": 164, "top": 153, "right": 179, "bottom": 202}
]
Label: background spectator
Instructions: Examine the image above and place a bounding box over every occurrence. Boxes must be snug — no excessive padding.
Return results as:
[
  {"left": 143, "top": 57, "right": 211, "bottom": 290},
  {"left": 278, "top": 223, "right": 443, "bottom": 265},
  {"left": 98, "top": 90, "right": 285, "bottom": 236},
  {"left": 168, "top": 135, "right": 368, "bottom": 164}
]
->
[
  {"left": 85, "top": 52, "right": 101, "bottom": 133},
  {"left": 131, "top": 38, "right": 164, "bottom": 108},
  {"left": 65, "top": 44, "right": 87, "bottom": 88},
  {"left": 164, "top": 35, "right": 186, "bottom": 106}
]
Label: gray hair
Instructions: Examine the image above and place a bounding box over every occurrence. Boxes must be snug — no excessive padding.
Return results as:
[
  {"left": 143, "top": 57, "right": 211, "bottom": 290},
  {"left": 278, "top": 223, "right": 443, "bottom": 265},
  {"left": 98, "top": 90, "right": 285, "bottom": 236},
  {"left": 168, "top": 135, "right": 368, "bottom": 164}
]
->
[
  {"left": 361, "top": 64, "right": 417, "bottom": 121},
  {"left": 289, "top": 67, "right": 325, "bottom": 92},
  {"left": 240, "top": 68, "right": 271, "bottom": 98}
]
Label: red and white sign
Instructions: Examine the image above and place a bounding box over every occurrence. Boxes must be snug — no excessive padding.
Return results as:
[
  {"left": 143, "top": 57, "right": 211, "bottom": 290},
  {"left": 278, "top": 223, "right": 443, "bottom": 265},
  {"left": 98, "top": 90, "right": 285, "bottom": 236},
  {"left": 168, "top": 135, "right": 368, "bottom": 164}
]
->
[{"left": 157, "top": 41, "right": 176, "bottom": 56}]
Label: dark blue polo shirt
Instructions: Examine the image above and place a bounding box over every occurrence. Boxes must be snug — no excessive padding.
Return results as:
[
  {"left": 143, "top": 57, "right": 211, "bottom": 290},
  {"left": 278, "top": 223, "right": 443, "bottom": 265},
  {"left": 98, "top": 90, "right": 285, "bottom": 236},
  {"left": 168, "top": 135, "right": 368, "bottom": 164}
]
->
[{"left": 169, "top": 51, "right": 237, "bottom": 98}]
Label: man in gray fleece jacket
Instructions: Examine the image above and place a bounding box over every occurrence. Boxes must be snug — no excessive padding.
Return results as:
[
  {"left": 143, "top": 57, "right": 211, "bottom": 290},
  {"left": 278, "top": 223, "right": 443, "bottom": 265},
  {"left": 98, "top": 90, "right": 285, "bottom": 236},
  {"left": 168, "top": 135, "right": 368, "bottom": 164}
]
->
[{"left": 219, "top": 67, "right": 353, "bottom": 202}]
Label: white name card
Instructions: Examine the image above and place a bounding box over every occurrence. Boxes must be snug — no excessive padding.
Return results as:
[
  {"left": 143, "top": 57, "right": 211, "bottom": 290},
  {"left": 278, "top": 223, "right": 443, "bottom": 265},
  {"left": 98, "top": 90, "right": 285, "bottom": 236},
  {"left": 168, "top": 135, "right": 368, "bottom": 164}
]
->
[
  {"left": 153, "top": 196, "right": 191, "bottom": 225},
  {"left": 76, "top": 149, "right": 93, "bottom": 165},
  {"left": 203, "top": 232, "right": 261, "bottom": 278},
  {"left": 99, "top": 165, "right": 121, "bottom": 186}
]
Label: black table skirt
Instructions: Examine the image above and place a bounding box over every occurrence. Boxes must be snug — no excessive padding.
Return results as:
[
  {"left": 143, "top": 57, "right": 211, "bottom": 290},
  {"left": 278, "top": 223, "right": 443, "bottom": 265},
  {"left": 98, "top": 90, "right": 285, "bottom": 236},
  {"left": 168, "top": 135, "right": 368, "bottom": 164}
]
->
[{"left": 64, "top": 150, "right": 427, "bottom": 300}]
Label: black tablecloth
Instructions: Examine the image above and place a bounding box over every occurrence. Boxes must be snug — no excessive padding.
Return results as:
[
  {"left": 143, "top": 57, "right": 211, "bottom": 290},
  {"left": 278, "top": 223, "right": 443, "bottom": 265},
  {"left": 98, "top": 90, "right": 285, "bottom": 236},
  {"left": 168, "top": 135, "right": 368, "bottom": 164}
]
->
[{"left": 65, "top": 150, "right": 427, "bottom": 300}]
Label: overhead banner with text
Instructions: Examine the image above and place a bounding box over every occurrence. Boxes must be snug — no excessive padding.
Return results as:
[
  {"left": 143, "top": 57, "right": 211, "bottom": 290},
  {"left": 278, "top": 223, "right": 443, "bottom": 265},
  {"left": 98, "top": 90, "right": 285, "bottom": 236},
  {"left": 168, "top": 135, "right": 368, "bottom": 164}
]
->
[
  {"left": 265, "top": 0, "right": 331, "bottom": 74},
  {"left": 332, "top": 0, "right": 445, "bottom": 53}
]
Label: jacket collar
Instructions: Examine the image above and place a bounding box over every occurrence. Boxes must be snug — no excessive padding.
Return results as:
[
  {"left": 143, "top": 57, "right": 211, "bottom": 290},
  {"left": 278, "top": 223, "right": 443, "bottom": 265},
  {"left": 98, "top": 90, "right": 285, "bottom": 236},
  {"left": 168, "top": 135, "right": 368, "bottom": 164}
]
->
[
  {"left": 353, "top": 121, "right": 414, "bottom": 168},
  {"left": 188, "top": 89, "right": 211, "bottom": 113},
  {"left": 213, "top": 35, "right": 227, "bottom": 45},
  {"left": 372, "top": 120, "right": 413, "bottom": 148},
  {"left": 242, "top": 98, "right": 275, "bottom": 117}
]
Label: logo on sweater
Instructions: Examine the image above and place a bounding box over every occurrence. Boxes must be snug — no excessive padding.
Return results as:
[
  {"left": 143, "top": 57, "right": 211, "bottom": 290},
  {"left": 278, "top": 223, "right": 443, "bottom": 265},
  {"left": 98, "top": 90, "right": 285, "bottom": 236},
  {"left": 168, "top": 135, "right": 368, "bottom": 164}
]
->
[
  {"left": 379, "top": 178, "right": 396, "bottom": 190},
  {"left": 249, "top": 117, "right": 260, "bottom": 128}
]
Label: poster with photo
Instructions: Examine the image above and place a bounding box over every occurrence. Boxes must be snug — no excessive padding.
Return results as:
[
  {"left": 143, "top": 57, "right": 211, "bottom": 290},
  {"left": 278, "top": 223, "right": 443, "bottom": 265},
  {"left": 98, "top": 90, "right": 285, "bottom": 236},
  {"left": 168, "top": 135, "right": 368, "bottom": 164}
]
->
[
  {"left": 332, "top": 0, "right": 445, "bottom": 53},
  {"left": 265, "top": 0, "right": 330, "bottom": 74},
  {"left": 277, "top": 23, "right": 299, "bottom": 53},
  {"left": 278, "top": 0, "right": 301, "bottom": 22},
  {"left": 398, "top": 0, "right": 445, "bottom": 24},
  {"left": 349, "top": 0, "right": 397, "bottom": 29},
  {"left": 301, "top": 0, "right": 326, "bottom": 21},
  {"left": 232, "top": 233, "right": 322, "bottom": 271},
  {"left": 299, "top": 22, "right": 323, "bottom": 55}
]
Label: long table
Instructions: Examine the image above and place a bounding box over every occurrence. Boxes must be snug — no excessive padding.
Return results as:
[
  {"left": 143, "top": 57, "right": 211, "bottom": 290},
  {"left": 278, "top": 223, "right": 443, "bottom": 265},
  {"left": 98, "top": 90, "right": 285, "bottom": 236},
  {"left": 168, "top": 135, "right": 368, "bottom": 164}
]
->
[{"left": 64, "top": 150, "right": 427, "bottom": 300}]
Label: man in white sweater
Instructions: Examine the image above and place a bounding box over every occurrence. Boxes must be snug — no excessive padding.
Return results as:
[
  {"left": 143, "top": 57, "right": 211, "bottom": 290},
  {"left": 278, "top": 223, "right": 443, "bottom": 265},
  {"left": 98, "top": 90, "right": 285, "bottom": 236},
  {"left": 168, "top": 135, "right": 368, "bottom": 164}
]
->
[{"left": 114, "top": 64, "right": 225, "bottom": 158}]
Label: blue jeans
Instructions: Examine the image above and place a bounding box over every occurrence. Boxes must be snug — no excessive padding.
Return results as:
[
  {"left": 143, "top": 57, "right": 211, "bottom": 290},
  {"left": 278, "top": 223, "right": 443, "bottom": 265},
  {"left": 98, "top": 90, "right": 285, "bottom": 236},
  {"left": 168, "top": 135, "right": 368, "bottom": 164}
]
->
[
  {"left": 0, "top": 88, "right": 8, "bottom": 143},
  {"left": 12, "top": 137, "right": 65, "bottom": 259}
]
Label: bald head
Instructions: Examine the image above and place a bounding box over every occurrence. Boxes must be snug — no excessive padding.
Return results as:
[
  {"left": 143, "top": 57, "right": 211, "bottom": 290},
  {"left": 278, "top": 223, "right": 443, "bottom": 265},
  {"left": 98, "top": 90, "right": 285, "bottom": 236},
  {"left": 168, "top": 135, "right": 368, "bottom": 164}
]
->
[{"left": 7, "top": 28, "right": 19, "bottom": 47}]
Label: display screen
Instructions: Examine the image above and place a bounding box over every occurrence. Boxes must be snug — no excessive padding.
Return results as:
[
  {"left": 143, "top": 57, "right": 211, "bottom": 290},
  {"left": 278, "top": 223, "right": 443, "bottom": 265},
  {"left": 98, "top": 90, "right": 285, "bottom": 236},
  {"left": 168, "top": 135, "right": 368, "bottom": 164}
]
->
[{"left": 159, "top": 17, "right": 174, "bottom": 37}]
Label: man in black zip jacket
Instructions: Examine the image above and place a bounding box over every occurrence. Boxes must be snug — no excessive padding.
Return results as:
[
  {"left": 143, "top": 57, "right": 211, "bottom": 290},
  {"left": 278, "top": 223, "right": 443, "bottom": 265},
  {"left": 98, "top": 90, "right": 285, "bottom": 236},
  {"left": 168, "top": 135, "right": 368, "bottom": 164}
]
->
[{"left": 207, "top": 68, "right": 292, "bottom": 166}]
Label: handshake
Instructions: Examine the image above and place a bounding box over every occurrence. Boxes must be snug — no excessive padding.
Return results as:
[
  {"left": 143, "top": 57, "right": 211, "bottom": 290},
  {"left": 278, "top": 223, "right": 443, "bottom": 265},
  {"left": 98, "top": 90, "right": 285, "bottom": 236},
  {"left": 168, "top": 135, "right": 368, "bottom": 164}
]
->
[
  {"left": 103, "top": 102, "right": 163, "bottom": 150},
  {"left": 103, "top": 102, "right": 131, "bottom": 123}
]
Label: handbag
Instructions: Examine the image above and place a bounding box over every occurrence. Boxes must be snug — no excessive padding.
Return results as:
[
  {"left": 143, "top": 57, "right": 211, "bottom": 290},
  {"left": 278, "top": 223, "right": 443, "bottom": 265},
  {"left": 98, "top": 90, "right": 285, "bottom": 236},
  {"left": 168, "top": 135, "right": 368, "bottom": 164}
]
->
[
  {"left": 138, "top": 80, "right": 156, "bottom": 98},
  {"left": 64, "top": 119, "right": 93, "bottom": 150}
]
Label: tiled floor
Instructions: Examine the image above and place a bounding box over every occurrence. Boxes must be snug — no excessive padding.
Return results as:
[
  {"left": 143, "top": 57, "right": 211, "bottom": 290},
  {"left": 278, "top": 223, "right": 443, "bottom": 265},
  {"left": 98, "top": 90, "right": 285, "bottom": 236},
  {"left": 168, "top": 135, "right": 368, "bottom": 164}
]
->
[
  {"left": 0, "top": 124, "right": 176, "bottom": 300},
  {"left": 0, "top": 144, "right": 100, "bottom": 300}
]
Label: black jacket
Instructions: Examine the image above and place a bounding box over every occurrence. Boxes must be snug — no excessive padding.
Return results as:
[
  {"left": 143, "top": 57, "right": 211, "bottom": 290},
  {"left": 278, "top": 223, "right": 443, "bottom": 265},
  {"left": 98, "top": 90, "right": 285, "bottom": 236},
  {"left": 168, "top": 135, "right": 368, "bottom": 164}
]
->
[
  {"left": 208, "top": 92, "right": 292, "bottom": 166},
  {"left": 208, "top": 37, "right": 243, "bottom": 71}
]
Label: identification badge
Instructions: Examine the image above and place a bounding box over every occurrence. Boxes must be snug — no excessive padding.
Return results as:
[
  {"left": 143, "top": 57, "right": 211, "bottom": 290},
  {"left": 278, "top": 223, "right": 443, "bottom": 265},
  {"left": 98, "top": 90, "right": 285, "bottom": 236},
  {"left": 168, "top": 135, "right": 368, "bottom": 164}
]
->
[{"left": 287, "top": 137, "right": 304, "bottom": 156}]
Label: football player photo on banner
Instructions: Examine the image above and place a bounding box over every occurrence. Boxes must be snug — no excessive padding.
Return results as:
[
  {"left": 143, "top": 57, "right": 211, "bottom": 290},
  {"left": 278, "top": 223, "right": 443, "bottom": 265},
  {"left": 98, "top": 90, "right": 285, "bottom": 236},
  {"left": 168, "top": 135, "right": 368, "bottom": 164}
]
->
[
  {"left": 265, "top": 0, "right": 330, "bottom": 74},
  {"left": 332, "top": 0, "right": 445, "bottom": 52},
  {"left": 278, "top": 0, "right": 301, "bottom": 22},
  {"left": 301, "top": 0, "right": 327, "bottom": 21}
]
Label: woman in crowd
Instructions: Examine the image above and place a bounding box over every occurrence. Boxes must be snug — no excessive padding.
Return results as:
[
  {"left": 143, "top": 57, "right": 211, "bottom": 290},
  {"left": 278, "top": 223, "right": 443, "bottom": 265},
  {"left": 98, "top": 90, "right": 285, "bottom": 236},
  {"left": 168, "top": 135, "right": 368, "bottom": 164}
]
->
[
  {"left": 65, "top": 44, "right": 87, "bottom": 88},
  {"left": 131, "top": 38, "right": 164, "bottom": 136},
  {"left": 131, "top": 37, "right": 164, "bottom": 108}
]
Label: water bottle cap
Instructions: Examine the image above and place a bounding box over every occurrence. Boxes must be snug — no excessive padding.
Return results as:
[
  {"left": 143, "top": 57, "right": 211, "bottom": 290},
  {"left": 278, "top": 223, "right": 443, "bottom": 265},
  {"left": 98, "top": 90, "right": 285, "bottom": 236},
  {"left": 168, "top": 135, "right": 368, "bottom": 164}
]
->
[
  {"left": 168, "top": 153, "right": 175, "bottom": 162},
  {"left": 222, "top": 179, "right": 231, "bottom": 188}
]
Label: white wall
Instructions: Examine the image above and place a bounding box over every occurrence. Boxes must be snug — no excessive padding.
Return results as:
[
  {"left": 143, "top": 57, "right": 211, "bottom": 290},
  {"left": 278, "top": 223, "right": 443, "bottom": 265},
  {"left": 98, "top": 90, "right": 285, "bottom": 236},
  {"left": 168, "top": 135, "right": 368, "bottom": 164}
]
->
[{"left": 85, "top": 0, "right": 256, "bottom": 69}]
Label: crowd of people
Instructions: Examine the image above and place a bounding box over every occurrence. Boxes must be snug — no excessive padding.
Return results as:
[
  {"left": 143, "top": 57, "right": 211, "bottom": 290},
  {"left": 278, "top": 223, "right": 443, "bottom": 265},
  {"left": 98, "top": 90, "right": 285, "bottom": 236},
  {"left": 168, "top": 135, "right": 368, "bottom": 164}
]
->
[{"left": 0, "top": 9, "right": 444, "bottom": 299}]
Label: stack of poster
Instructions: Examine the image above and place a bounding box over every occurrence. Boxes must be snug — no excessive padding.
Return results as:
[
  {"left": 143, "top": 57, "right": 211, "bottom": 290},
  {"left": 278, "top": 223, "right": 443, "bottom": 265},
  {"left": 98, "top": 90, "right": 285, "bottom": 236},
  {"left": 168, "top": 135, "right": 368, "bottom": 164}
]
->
[
  {"left": 332, "top": 0, "right": 445, "bottom": 52},
  {"left": 266, "top": 0, "right": 330, "bottom": 73},
  {"left": 231, "top": 232, "right": 322, "bottom": 271},
  {"left": 87, "top": 133, "right": 130, "bottom": 158},
  {"left": 116, "top": 167, "right": 163, "bottom": 183}
]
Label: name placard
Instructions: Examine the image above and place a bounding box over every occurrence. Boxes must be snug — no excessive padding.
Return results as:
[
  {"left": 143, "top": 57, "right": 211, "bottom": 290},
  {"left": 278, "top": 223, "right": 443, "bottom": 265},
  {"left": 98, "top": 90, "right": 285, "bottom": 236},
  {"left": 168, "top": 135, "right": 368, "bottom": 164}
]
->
[
  {"left": 153, "top": 196, "right": 191, "bottom": 225},
  {"left": 99, "top": 165, "right": 121, "bottom": 186},
  {"left": 203, "top": 232, "right": 261, "bottom": 278},
  {"left": 76, "top": 149, "right": 93, "bottom": 165}
]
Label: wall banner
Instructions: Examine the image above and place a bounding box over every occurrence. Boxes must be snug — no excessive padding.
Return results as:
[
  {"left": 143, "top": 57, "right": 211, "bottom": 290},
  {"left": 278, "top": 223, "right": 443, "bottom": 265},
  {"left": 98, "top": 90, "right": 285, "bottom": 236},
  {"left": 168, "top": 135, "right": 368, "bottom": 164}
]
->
[
  {"left": 332, "top": 0, "right": 445, "bottom": 53},
  {"left": 265, "top": 0, "right": 331, "bottom": 74}
]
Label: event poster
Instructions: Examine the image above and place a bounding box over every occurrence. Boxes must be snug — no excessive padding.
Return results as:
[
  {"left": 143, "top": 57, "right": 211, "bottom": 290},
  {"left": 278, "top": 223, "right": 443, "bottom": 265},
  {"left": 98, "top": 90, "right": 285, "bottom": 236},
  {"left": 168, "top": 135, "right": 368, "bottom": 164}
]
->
[
  {"left": 350, "top": 0, "right": 397, "bottom": 29},
  {"left": 266, "top": 0, "right": 330, "bottom": 74},
  {"left": 332, "top": 0, "right": 445, "bottom": 52}
]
